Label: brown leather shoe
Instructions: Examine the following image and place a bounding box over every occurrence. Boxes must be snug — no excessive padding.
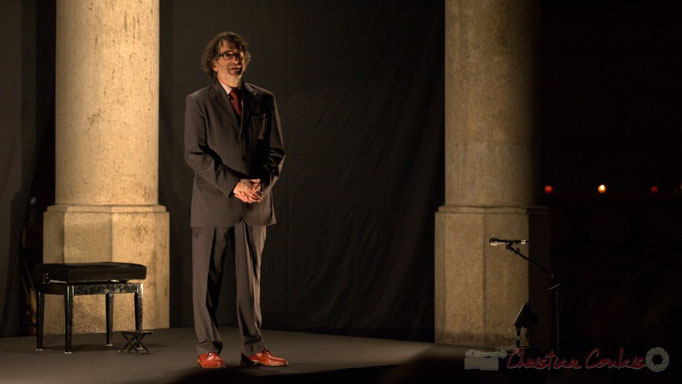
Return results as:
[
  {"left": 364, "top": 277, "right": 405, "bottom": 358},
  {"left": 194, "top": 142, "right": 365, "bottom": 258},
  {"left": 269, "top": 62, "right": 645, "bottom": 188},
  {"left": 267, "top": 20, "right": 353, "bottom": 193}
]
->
[
  {"left": 246, "top": 349, "right": 288, "bottom": 366},
  {"left": 197, "top": 352, "right": 225, "bottom": 368}
]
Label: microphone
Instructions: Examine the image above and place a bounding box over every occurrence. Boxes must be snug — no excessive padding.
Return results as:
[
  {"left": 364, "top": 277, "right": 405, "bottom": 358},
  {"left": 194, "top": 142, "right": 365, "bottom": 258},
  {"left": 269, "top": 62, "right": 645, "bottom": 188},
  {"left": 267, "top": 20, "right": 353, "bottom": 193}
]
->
[{"left": 489, "top": 238, "right": 529, "bottom": 246}]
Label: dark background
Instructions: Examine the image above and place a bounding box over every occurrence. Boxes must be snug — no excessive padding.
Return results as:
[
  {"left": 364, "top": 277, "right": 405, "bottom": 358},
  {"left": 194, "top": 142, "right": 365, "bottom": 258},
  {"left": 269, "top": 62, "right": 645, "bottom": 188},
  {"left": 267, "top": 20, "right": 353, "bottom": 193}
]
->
[
  {"left": 159, "top": 0, "right": 443, "bottom": 340},
  {"left": 1, "top": 0, "right": 681, "bottom": 360}
]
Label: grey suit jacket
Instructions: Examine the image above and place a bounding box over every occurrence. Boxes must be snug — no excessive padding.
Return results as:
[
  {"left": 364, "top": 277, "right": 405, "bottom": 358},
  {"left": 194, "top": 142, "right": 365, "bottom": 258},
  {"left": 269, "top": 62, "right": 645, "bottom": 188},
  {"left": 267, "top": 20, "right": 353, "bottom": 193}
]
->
[{"left": 184, "top": 81, "right": 285, "bottom": 227}]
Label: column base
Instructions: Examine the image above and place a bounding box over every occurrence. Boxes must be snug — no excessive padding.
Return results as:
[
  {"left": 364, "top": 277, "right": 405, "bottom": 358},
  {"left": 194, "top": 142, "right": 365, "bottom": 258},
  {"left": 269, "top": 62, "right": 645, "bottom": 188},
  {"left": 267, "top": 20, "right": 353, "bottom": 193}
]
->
[
  {"left": 435, "top": 205, "right": 550, "bottom": 348},
  {"left": 42, "top": 205, "right": 169, "bottom": 334}
]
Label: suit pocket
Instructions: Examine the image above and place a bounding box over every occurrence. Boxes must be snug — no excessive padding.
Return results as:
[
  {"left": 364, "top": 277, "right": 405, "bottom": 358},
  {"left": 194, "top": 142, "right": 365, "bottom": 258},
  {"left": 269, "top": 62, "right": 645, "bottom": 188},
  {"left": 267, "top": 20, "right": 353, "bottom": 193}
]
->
[{"left": 249, "top": 113, "right": 267, "bottom": 139}]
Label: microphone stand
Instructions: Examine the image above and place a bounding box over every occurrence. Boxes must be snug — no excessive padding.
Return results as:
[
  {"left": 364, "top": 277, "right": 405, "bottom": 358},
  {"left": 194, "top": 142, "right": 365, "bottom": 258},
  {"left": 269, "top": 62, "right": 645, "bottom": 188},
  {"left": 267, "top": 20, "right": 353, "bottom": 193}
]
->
[{"left": 501, "top": 241, "right": 562, "bottom": 356}]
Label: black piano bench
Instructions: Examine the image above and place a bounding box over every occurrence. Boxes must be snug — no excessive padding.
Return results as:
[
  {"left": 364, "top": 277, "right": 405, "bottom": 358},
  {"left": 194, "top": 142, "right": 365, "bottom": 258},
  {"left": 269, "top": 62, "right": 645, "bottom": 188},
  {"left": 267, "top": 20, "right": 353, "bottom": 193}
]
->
[{"left": 33, "top": 262, "right": 147, "bottom": 354}]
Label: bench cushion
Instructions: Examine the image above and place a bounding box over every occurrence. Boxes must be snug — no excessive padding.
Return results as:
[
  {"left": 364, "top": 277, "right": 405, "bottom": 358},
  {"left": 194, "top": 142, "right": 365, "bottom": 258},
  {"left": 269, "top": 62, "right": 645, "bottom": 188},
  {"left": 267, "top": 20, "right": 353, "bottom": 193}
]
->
[{"left": 34, "top": 262, "right": 147, "bottom": 283}]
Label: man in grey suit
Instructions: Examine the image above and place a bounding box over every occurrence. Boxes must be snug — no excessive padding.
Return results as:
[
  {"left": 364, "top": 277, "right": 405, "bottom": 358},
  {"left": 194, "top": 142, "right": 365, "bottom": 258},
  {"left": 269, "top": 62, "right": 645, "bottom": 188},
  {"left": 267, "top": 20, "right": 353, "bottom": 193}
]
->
[{"left": 184, "top": 31, "right": 286, "bottom": 369}]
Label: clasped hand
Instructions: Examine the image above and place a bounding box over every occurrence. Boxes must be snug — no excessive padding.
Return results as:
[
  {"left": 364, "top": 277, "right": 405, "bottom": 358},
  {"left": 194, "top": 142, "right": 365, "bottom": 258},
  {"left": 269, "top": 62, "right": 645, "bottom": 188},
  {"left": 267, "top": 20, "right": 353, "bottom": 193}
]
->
[{"left": 233, "top": 179, "right": 263, "bottom": 203}]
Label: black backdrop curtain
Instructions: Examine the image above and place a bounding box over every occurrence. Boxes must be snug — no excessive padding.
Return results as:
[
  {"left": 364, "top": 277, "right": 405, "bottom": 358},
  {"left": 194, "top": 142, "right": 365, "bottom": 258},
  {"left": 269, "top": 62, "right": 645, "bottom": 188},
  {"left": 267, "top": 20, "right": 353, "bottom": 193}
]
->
[
  {"left": 0, "top": 0, "right": 25, "bottom": 337},
  {"left": 0, "top": 1, "right": 54, "bottom": 337},
  {"left": 160, "top": 0, "right": 444, "bottom": 340}
]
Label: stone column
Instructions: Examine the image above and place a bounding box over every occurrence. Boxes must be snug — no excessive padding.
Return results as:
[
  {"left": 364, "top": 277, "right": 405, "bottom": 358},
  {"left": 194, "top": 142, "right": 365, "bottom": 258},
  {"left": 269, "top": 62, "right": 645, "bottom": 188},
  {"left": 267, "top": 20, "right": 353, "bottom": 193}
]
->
[
  {"left": 436, "top": 0, "right": 549, "bottom": 348},
  {"left": 43, "top": 0, "right": 169, "bottom": 334}
]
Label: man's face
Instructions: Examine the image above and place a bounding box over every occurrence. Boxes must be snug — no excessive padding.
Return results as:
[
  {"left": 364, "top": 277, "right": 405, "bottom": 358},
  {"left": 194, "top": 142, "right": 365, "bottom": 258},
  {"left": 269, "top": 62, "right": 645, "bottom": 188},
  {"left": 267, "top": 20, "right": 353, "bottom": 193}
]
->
[{"left": 212, "top": 40, "right": 246, "bottom": 86}]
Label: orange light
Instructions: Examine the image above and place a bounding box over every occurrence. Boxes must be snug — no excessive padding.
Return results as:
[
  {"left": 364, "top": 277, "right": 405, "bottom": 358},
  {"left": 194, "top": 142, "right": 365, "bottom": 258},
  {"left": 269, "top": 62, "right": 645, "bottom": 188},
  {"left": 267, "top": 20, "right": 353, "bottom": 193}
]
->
[
  {"left": 598, "top": 184, "right": 607, "bottom": 193},
  {"left": 544, "top": 185, "right": 553, "bottom": 194},
  {"left": 650, "top": 186, "right": 659, "bottom": 193}
]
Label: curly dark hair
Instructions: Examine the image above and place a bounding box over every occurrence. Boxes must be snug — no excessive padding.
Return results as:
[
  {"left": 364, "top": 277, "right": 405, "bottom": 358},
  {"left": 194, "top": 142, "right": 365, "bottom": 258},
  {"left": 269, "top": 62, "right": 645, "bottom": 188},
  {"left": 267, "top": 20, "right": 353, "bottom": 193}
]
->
[{"left": 201, "top": 32, "right": 252, "bottom": 80}]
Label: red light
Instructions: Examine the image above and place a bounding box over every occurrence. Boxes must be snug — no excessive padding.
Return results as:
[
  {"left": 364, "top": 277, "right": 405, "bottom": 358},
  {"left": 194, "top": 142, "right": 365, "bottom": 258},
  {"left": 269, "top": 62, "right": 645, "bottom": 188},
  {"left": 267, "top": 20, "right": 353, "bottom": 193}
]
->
[
  {"left": 544, "top": 185, "right": 553, "bottom": 194},
  {"left": 650, "top": 186, "right": 659, "bottom": 193}
]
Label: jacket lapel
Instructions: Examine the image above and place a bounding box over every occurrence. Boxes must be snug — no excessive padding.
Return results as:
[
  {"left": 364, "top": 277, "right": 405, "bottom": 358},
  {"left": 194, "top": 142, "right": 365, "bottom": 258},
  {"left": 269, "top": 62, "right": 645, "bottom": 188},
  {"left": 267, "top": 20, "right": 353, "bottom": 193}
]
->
[
  {"left": 241, "top": 82, "right": 257, "bottom": 124},
  {"left": 210, "top": 82, "right": 240, "bottom": 130}
]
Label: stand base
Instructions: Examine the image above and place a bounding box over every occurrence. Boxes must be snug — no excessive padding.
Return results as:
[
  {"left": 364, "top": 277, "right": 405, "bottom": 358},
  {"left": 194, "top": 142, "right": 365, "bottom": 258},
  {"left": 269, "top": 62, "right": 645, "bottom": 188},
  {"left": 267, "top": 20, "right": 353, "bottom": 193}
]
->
[{"left": 119, "top": 330, "right": 153, "bottom": 354}]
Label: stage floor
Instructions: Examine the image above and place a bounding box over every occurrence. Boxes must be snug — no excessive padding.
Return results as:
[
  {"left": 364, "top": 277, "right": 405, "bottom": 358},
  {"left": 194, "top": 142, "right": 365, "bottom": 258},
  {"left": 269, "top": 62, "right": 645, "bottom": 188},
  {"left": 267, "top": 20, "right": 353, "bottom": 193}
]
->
[
  {"left": 2, "top": 327, "right": 668, "bottom": 383},
  {"left": 0, "top": 326, "right": 440, "bottom": 383}
]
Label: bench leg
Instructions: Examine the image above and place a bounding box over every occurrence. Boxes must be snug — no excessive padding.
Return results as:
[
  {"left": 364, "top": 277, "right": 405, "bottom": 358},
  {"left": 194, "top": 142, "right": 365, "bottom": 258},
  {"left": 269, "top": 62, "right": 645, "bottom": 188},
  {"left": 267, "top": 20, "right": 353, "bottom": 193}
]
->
[
  {"left": 36, "top": 291, "right": 44, "bottom": 351},
  {"left": 106, "top": 293, "right": 114, "bottom": 346},
  {"left": 134, "top": 284, "right": 143, "bottom": 331},
  {"left": 64, "top": 285, "right": 74, "bottom": 354}
]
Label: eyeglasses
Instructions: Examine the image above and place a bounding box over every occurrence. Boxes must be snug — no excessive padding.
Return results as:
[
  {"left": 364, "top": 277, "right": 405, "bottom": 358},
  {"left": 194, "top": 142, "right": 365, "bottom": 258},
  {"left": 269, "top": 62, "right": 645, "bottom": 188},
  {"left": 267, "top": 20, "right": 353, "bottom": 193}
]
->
[{"left": 217, "top": 51, "right": 244, "bottom": 61}]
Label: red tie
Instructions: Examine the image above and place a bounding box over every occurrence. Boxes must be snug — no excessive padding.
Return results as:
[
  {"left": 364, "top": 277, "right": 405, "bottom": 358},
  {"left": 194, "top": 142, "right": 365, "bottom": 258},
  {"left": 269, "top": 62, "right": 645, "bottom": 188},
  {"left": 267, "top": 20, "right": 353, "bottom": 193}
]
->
[{"left": 229, "top": 89, "right": 242, "bottom": 117}]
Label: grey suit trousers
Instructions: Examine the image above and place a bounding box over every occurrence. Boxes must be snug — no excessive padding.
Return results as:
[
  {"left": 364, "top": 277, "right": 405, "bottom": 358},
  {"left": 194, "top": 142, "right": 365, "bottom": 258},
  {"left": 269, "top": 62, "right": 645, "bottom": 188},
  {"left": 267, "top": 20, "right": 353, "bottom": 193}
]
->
[{"left": 192, "top": 222, "right": 268, "bottom": 356}]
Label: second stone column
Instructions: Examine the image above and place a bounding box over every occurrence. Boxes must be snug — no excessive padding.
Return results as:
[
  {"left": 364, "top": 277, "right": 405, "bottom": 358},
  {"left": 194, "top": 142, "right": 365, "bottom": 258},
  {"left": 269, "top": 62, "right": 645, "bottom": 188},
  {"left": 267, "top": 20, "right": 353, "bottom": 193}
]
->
[{"left": 436, "top": 0, "right": 549, "bottom": 348}]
